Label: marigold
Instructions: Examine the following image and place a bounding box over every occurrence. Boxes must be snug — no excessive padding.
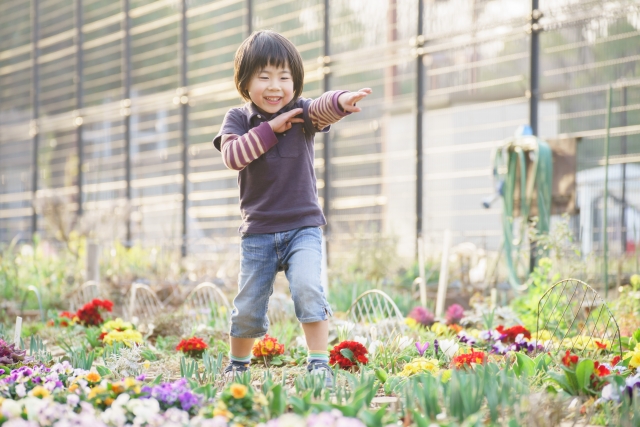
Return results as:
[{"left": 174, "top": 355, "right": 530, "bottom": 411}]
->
[{"left": 229, "top": 383, "right": 248, "bottom": 399}]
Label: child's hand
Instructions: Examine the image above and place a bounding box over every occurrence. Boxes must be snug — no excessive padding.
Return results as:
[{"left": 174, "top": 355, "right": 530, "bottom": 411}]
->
[
  {"left": 269, "top": 108, "right": 304, "bottom": 134},
  {"left": 338, "top": 88, "right": 372, "bottom": 113}
]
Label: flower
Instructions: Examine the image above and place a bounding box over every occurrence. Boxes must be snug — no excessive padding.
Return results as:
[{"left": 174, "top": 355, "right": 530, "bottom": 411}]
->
[
  {"left": 399, "top": 358, "right": 440, "bottom": 377},
  {"left": 29, "top": 385, "right": 50, "bottom": 398},
  {"left": 451, "top": 350, "right": 486, "bottom": 369},
  {"left": 561, "top": 350, "right": 579, "bottom": 368},
  {"left": 496, "top": 325, "right": 531, "bottom": 344},
  {"left": 438, "top": 339, "right": 460, "bottom": 358},
  {"left": 415, "top": 342, "right": 429, "bottom": 357},
  {"left": 85, "top": 372, "right": 101, "bottom": 383},
  {"left": 445, "top": 304, "right": 465, "bottom": 325},
  {"left": 612, "top": 355, "right": 621, "bottom": 366},
  {"left": 176, "top": 337, "right": 208, "bottom": 358},
  {"left": 102, "top": 329, "right": 143, "bottom": 347},
  {"left": 407, "top": 306, "right": 435, "bottom": 328},
  {"left": 330, "top": 341, "right": 368, "bottom": 369},
  {"left": 230, "top": 384, "right": 248, "bottom": 399},
  {"left": 252, "top": 335, "right": 285, "bottom": 358},
  {"left": 595, "top": 341, "right": 608, "bottom": 350},
  {"left": 430, "top": 322, "right": 449, "bottom": 336},
  {"left": 76, "top": 299, "right": 114, "bottom": 326}
]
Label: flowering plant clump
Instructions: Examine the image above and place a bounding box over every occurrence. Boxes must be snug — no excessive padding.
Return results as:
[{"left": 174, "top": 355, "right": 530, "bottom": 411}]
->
[
  {"left": 0, "top": 362, "right": 87, "bottom": 399},
  {"left": 330, "top": 341, "right": 368, "bottom": 369},
  {"left": 76, "top": 299, "right": 114, "bottom": 326},
  {"left": 46, "top": 311, "right": 75, "bottom": 327},
  {"left": 263, "top": 412, "right": 367, "bottom": 427},
  {"left": 176, "top": 337, "right": 208, "bottom": 358},
  {"left": 0, "top": 339, "right": 32, "bottom": 365},
  {"left": 206, "top": 382, "right": 264, "bottom": 426},
  {"left": 445, "top": 304, "right": 465, "bottom": 325},
  {"left": 406, "top": 306, "right": 435, "bottom": 328},
  {"left": 561, "top": 350, "right": 579, "bottom": 368},
  {"left": 141, "top": 378, "right": 203, "bottom": 415},
  {"left": 398, "top": 358, "right": 440, "bottom": 377},
  {"left": 496, "top": 325, "right": 531, "bottom": 344},
  {"left": 102, "top": 329, "right": 144, "bottom": 347},
  {"left": 451, "top": 350, "right": 486, "bottom": 369},
  {"left": 252, "top": 334, "right": 285, "bottom": 359}
]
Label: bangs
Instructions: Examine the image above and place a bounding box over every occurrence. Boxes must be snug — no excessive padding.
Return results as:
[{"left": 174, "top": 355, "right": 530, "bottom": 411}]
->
[{"left": 234, "top": 31, "right": 304, "bottom": 102}]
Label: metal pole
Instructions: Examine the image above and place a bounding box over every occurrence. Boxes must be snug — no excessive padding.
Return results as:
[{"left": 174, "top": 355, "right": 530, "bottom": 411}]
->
[
  {"left": 180, "top": 0, "right": 188, "bottom": 257},
  {"left": 122, "top": 0, "right": 132, "bottom": 245},
  {"left": 322, "top": 0, "right": 331, "bottom": 261},
  {"left": 31, "top": 0, "right": 40, "bottom": 237},
  {"left": 246, "top": 0, "right": 252, "bottom": 36},
  {"left": 416, "top": 0, "right": 424, "bottom": 247},
  {"left": 604, "top": 84, "right": 612, "bottom": 297},
  {"left": 529, "top": 0, "right": 541, "bottom": 273},
  {"left": 75, "top": 0, "right": 84, "bottom": 217},
  {"left": 621, "top": 85, "right": 627, "bottom": 254}
]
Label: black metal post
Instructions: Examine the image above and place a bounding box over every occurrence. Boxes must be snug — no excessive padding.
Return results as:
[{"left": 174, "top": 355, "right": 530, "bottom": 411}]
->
[
  {"left": 75, "top": 0, "right": 84, "bottom": 216},
  {"left": 416, "top": 0, "right": 424, "bottom": 245},
  {"left": 31, "top": 0, "right": 40, "bottom": 237},
  {"left": 122, "top": 0, "right": 132, "bottom": 245},
  {"left": 529, "top": 0, "right": 541, "bottom": 272},
  {"left": 621, "top": 85, "right": 627, "bottom": 254},
  {"left": 246, "top": 0, "right": 252, "bottom": 35},
  {"left": 322, "top": 0, "right": 331, "bottom": 257},
  {"left": 180, "top": 0, "right": 189, "bottom": 257}
]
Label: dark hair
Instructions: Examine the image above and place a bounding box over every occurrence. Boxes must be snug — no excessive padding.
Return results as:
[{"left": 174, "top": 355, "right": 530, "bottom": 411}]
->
[{"left": 234, "top": 30, "right": 304, "bottom": 102}]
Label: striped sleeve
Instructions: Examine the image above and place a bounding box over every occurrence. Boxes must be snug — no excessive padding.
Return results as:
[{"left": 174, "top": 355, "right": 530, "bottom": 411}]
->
[
  {"left": 219, "top": 122, "right": 278, "bottom": 171},
  {"left": 308, "top": 90, "right": 350, "bottom": 131}
]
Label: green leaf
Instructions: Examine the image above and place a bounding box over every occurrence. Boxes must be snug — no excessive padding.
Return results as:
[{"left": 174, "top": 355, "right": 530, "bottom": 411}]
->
[
  {"left": 575, "top": 359, "right": 595, "bottom": 393},
  {"left": 548, "top": 371, "right": 576, "bottom": 395},
  {"left": 359, "top": 407, "right": 386, "bottom": 427},
  {"left": 340, "top": 348, "right": 355, "bottom": 362},
  {"left": 513, "top": 353, "right": 535, "bottom": 377},
  {"left": 534, "top": 353, "right": 552, "bottom": 372},
  {"left": 411, "top": 409, "right": 430, "bottom": 427},
  {"left": 96, "top": 365, "right": 111, "bottom": 377},
  {"left": 633, "top": 328, "right": 640, "bottom": 343},
  {"left": 152, "top": 374, "right": 163, "bottom": 384},
  {"left": 374, "top": 368, "right": 388, "bottom": 384},
  {"left": 268, "top": 384, "right": 286, "bottom": 417}
]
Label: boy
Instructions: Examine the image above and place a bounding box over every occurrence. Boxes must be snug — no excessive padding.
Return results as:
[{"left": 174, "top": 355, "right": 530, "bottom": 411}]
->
[{"left": 213, "top": 30, "right": 371, "bottom": 387}]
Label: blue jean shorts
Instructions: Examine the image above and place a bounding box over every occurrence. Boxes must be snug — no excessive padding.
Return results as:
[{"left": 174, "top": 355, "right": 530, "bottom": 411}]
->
[{"left": 230, "top": 226, "right": 333, "bottom": 339}]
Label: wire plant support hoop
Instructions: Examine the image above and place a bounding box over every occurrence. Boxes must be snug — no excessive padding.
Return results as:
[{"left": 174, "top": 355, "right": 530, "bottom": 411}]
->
[
  {"left": 535, "top": 278, "right": 622, "bottom": 359},
  {"left": 346, "top": 289, "right": 406, "bottom": 345}
]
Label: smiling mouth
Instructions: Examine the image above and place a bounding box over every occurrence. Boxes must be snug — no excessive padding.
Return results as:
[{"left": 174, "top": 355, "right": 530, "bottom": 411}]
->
[{"left": 264, "top": 96, "right": 282, "bottom": 104}]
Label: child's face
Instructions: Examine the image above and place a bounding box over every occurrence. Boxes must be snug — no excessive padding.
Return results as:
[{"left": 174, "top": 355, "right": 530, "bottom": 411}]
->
[{"left": 247, "top": 63, "right": 295, "bottom": 114}]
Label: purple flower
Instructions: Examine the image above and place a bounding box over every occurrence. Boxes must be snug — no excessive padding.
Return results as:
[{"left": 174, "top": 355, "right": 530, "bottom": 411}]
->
[
  {"left": 445, "top": 304, "right": 465, "bottom": 325},
  {"left": 178, "top": 391, "right": 200, "bottom": 411},
  {"left": 415, "top": 342, "right": 429, "bottom": 357},
  {"left": 408, "top": 307, "right": 435, "bottom": 327},
  {"left": 457, "top": 332, "right": 477, "bottom": 346},
  {"left": 434, "top": 339, "right": 439, "bottom": 356}
]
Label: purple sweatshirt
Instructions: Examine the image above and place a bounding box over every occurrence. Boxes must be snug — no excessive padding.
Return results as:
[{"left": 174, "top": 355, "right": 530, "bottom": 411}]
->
[{"left": 213, "top": 91, "right": 349, "bottom": 234}]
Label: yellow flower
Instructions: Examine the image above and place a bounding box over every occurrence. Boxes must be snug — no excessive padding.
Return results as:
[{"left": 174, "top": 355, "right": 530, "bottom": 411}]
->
[
  {"left": 88, "top": 386, "right": 106, "bottom": 399},
  {"left": 213, "top": 407, "right": 233, "bottom": 419},
  {"left": 398, "top": 358, "right": 440, "bottom": 377},
  {"left": 69, "top": 384, "right": 79, "bottom": 393},
  {"left": 102, "top": 329, "right": 143, "bottom": 346},
  {"left": 85, "top": 372, "right": 101, "bottom": 383},
  {"left": 253, "top": 392, "right": 268, "bottom": 406},
  {"left": 430, "top": 322, "right": 448, "bottom": 336},
  {"left": 629, "top": 352, "right": 640, "bottom": 369},
  {"left": 143, "top": 361, "right": 151, "bottom": 370},
  {"left": 30, "top": 386, "right": 50, "bottom": 398},
  {"left": 101, "top": 318, "right": 134, "bottom": 333},
  {"left": 404, "top": 318, "right": 417, "bottom": 328},
  {"left": 230, "top": 383, "right": 248, "bottom": 399},
  {"left": 440, "top": 369, "right": 452, "bottom": 384},
  {"left": 531, "top": 330, "right": 552, "bottom": 341},
  {"left": 124, "top": 378, "right": 137, "bottom": 388}
]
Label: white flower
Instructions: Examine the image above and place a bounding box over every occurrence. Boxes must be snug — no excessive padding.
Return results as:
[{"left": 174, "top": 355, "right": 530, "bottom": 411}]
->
[
  {"left": 66, "top": 394, "right": 80, "bottom": 407},
  {"left": 1, "top": 399, "right": 22, "bottom": 418},
  {"left": 396, "top": 336, "right": 412, "bottom": 351},
  {"left": 20, "top": 397, "right": 47, "bottom": 421},
  {"left": 127, "top": 398, "right": 160, "bottom": 423},
  {"left": 368, "top": 340, "right": 382, "bottom": 356},
  {"left": 439, "top": 339, "right": 459, "bottom": 358},
  {"left": 600, "top": 384, "right": 619, "bottom": 402},
  {"left": 101, "top": 406, "right": 127, "bottom": 427},
  {"left": 353, "top": 335, "right": 368, "bottom": 346},
  {"left": 15, "top": 384, "right": 26, "bottom": 398}
]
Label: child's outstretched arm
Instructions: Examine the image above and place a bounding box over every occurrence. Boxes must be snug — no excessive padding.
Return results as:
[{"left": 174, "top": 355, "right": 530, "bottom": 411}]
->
[
  {"left": 220, "top": 109, "right": 303, "bottom": 171},
  {"left": 308, "top": 88, "right": 372, "bottom": 131}
]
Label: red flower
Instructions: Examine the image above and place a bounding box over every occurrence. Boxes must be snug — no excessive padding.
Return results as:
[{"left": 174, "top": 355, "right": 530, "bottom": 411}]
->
[
  {"left": 611, "top": 355, "right": 621, "bottom": 366},
  {"left": 176, "top": 337, "right": 208, "bottom": 358},
  {"left": 561, "top": 350, "right": 579, "bottom": 368},
  {"left": 451, "top": 351, "right": 486, "bottom": 369},
  {"left": 594, "top": 362, "right": 611, "bottom": 377},
  {"left": 329, "top": 341, "right": 368, "bottom": 369},
  {"left": 76, "top": 299, "right": 113, "bottom": 326},
  {"left": 496, "top": 325, "right": 531, "bottom": 344},
  {"left": 595, "top": 341, "right": 607, "bottom": 350}
]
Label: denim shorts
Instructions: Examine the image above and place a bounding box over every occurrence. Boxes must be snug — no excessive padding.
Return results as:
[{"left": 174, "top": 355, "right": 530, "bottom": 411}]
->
[{"left": 230, "top": 226, "right": 333, "bottom": 339}]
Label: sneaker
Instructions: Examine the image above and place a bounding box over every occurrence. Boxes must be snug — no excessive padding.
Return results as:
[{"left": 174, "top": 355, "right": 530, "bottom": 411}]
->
[
  {"left": 307, "top": 360, "right": 334, "bottom": 389},
  {"left": 223, "top": 362, "right": 250, "bottom": 381}
]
